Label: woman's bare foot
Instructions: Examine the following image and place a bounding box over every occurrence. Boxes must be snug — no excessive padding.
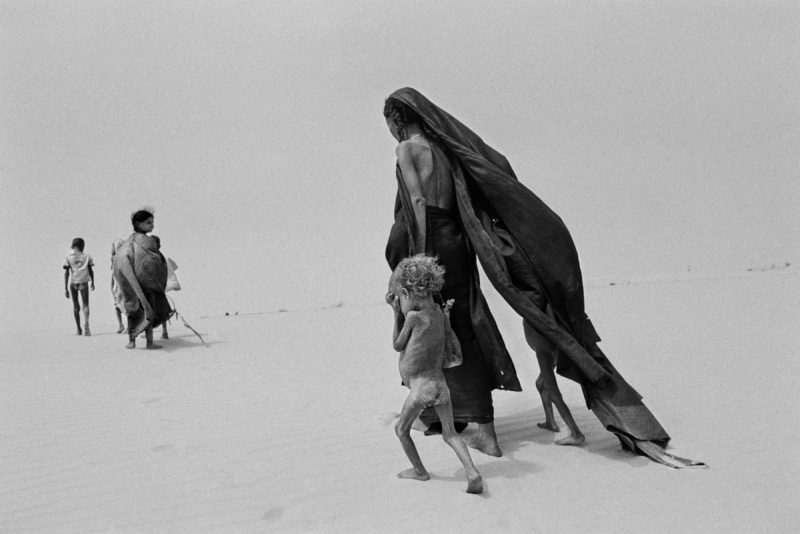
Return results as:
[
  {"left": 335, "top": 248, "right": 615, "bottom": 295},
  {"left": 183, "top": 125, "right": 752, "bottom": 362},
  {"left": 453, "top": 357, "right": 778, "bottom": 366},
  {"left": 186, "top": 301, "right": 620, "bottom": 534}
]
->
[
  {"left": 555, "top": 432, "right": 585, "bottom": 446},
  {"left": 465, "top": 423, "right": 502, "bottom": 457},
  {"left": 125, "top": 341, "right": 135, "bottom": 349},
  {"left": 146, "top": 343, "right": 163, "bottom": 350},
  {"left": 397, "top": 468, "right": 429, "bottom": 481},
  {"left": 537, "top": 421, "right": 560, "bottom": 432},
  {"left": 466, "top": 473, "right": 483, "bottom": 494}
]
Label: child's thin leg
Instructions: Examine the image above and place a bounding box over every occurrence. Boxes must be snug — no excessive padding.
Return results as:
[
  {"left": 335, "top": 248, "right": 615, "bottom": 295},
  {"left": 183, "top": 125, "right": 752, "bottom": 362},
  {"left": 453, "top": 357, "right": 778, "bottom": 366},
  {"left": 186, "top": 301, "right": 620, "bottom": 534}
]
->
[
  {"left": 434, "top": 401, "right": 483, "bottom": 494},
  {"left": 115, "top": 308, "right": 125, "bottom": 333},
  {"left": 70, "top": 285, "right": 82, "bottom": 335},
  {"left": 80, "top": 285, "right": 90, "bottom": 336},
  {"left": 395, "top": 394, "right": 429, "bottom": 481},
  {"left": 525, "top": 320, "right": 584, "bottom": 445},
  {"left": 126, "top": 314, "right": 138, "bottom": 348},
  {"left": 145, "top": 325, "right": 162, "bottom": 350},
  {"left": 161, "top": 322, "right": 168, "bottom": 339},
  {"left": 535, "top": 373, "right": 559, "bottom": 432},
  {"left": 535, "top": 351, "right": 584, "bottom": 446},
  {"left": 524, "top": 321, "right": 558, "bottom": 431}
]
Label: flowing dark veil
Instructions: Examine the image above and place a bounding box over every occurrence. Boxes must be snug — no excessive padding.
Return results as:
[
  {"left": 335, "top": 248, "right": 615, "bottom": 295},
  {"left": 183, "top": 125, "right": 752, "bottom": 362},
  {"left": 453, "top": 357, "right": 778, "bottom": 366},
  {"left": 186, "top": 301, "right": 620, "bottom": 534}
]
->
[{"left": 387, "top": 87, "right": 705, "bottom": 467}]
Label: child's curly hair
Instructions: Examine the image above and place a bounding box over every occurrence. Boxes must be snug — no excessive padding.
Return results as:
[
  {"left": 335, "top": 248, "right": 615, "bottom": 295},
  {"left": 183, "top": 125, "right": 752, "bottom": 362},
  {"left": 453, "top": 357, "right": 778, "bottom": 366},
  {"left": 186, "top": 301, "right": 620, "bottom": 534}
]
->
[{"left": 395, "top": 254, "right": 446, "bottom": 297}]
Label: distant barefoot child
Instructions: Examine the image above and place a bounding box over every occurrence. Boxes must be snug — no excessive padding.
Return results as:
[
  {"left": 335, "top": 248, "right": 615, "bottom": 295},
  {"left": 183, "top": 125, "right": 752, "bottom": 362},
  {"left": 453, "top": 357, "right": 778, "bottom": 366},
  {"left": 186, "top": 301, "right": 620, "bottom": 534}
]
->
[
  {"left": 386, "top": 254, "right": 482, "bottom": 494},
  {"left": 63, "top": 238, "right": 95, "bottom": 336}
]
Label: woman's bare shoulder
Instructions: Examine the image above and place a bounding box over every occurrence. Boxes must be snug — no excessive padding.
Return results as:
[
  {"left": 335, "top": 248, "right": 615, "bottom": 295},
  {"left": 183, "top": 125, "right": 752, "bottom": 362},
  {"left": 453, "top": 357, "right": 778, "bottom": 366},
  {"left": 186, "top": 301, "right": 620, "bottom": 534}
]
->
[{"left": 396, "top": 138, "right": 430, "bottom": 157}]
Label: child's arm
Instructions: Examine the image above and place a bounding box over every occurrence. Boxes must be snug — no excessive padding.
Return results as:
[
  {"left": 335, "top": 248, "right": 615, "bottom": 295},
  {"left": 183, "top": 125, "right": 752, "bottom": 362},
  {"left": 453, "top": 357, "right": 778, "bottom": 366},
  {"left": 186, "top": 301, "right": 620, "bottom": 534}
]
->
[
  {"left": 88, "top": 264, "right": 95, "bottom": 291},
  {"left": 64, "top": 266, "right": 70, "bottom": 298},
  {"left": 393, "top": 311, "right": 417, "bottom": 352},
  {"left": 387, "top": 293, "right": 405, "bottom": 345}
]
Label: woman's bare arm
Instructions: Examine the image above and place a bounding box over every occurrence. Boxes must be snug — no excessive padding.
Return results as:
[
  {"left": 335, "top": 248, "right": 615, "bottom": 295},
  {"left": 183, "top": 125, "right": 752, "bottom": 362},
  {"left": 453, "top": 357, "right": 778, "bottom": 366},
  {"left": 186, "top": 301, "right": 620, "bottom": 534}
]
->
[{"left": 396, "top": 142, "right": 426, "bottom": 254}]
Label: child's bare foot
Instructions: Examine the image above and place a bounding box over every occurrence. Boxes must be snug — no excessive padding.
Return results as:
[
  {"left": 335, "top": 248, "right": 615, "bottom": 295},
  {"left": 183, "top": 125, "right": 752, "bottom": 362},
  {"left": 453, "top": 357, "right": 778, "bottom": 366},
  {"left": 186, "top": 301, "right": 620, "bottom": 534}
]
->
[
  {"left": 116, "top": 325, "right": 125, "bottom": 334},
  {"left": 146, "top": 343, "right": 163, "bottom": 350},
  {"left": 84, "top": 325, "right": 91, "bottom": 337},
  {"left": 76, "top": 329, "right": 82, "bottom": 336},
  {"left": 555, "top": 433, "right": 585, "bottom": 446},
  {"left": 161, "top": 332, "right": 169, "bottom": 340},
  {"left": 466, "top": 473, "right": 483, "bottom": 494},
  {"left": 397, "top": 468, "right": 429, "bottom": 481},
  {"left": 126, "top": 341, "right": 135, "bottom": 349},
  {"left": 537, "top": 421, "right": 560, "bottom": 432},
  {"left": 465, "top": 423, "right": 502, "bottom": 457}
]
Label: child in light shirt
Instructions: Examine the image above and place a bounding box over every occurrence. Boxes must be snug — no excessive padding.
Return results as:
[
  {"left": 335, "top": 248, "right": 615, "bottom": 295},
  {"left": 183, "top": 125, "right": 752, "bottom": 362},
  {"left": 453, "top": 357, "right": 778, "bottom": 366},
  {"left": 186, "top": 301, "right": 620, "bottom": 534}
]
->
[{"left": 63, "top": 237, "right": 94, "bottom": 336}]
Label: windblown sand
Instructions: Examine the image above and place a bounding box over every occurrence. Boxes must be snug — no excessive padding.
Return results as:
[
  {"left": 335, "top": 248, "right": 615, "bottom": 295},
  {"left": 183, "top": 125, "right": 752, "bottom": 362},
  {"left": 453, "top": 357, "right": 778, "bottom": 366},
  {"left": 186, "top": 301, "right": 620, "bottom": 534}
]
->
[{"left": 1, "top": 268, "right": 797, "bottom": 533}]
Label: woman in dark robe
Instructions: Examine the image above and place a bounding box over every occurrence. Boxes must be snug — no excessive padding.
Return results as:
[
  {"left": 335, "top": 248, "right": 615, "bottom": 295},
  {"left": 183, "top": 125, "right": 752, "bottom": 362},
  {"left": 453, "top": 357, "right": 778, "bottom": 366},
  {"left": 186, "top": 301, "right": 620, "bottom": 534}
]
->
[
  {"left": 383, "top": 88, "right": 703, "bottom": 468},
  {"left": 384, "top": 97, "right": 521, "bottom": 457}
]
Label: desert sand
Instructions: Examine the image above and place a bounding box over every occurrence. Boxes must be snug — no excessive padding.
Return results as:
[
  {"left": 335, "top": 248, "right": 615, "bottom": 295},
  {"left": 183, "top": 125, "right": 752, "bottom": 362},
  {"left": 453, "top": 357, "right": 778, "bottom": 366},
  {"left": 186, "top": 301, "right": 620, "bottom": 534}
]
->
[
  {"left": 1, "top": 266, "right": 797, "bottom": 533},
  {"left": 3, "top": 2, "right": 798, "bottom": 532}
]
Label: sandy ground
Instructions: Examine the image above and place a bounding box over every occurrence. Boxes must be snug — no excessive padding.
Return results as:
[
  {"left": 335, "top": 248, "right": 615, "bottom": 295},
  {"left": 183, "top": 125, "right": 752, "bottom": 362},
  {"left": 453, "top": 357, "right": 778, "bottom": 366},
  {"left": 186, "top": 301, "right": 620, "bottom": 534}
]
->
[{"left": 1, "top": 267, "right": 798, "bottom": 533}]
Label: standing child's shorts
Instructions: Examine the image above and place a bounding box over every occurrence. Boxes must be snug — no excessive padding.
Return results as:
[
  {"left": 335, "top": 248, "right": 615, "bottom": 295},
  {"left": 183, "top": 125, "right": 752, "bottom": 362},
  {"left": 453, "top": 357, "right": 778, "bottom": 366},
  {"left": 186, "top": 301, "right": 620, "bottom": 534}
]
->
[{"left": 70, "top": 283, "right": 89, "bottom": 303}]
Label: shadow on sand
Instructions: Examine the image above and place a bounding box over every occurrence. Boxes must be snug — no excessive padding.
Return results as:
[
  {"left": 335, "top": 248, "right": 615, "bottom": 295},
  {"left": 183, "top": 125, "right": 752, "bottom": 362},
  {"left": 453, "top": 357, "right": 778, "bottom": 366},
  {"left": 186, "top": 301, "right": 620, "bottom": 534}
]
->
[
  {"left": 489, "top": 405, "right": 652, "bottom": 469},
  {"left": 129, "top": 332, "right": 218, "bottom": 352},
  {"left": 426, "top": 457, "right": 540, "bottom": 498}
]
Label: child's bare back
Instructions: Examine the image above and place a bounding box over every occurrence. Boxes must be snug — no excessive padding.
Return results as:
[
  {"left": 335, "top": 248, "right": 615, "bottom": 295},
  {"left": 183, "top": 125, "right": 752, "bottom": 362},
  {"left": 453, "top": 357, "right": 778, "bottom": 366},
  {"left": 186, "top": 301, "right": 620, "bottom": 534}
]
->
[
  {"left": 396, "top": 308, "right": 453, "bottom": 425},
  {"left": 396, "top": 308, "right": 447, "bottom": 383}
]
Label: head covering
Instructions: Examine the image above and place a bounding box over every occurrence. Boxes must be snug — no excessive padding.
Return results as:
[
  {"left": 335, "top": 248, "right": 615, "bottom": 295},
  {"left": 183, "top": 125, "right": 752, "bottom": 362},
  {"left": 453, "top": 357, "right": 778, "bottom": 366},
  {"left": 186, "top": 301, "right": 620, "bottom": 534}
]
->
[
  {"left": 386, "top": 88, "right": 517, "bottom": 177},
  {"left": 386, "top": 87, "right": 586, "bottom": 342}
]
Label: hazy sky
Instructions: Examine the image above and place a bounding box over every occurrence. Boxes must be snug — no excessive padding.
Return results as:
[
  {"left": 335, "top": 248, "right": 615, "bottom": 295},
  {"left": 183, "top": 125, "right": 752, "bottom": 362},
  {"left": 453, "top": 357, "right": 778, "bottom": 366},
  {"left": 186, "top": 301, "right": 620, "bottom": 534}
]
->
[{"left": 1, "top": 0, "right": 798, "bottom": 321}]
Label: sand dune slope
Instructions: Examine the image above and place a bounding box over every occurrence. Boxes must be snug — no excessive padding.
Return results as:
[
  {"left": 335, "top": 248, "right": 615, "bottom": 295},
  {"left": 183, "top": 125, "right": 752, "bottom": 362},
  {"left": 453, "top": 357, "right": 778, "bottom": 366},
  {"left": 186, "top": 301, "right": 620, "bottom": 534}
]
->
[{"left": 1, "top": 269, "right": 797, "bottom": 533}]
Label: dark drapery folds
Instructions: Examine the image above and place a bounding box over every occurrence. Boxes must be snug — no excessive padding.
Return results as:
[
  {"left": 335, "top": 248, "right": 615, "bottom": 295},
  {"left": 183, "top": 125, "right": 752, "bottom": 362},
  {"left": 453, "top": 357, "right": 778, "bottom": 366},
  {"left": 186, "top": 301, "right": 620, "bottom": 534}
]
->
[
  {"left": 386, "top": 88, "right": 705, "bottom": 467},
  {"left": 387, "top": 167, "right": 522, "bottom": 396},
  {"left": 113, "top": 233, "right": 172, "bottom": 335}
]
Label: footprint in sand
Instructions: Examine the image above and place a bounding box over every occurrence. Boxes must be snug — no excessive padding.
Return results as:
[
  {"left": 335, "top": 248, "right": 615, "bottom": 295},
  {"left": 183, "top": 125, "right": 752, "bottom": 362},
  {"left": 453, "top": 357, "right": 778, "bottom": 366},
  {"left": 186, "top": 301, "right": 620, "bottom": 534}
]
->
[
  {"left": 151, "top": 443, "right": 175, "bottom": 452},
  {"left": 262, "top": 507, "right": 284, "bottom": 522}
]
